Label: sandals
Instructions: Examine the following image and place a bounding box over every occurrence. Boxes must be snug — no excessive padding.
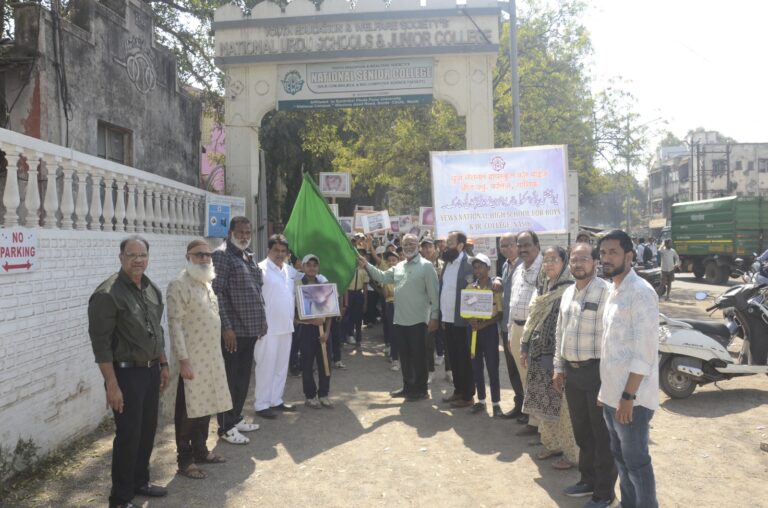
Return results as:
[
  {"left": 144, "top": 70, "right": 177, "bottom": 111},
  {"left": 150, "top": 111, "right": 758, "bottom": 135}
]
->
[
  {"left": 178, "top": 464, "right": 207, "bottom": 480},
  {"left": 536, "top": 448, "right": 563, "bottom": 460},
  {"left": 552, "top": 457, "right": 574, "bottom": 470},
  {"left": 196, "top": 452, "right": 226, "bottom": 464},
  {"left": 220, "top": 427, "right": 250, "bottom": 445}
]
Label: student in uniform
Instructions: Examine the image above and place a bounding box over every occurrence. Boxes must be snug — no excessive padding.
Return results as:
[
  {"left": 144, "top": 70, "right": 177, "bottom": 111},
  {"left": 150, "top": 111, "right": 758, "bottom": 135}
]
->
[
  {"left": 295, "top": 254, "right": 334, "bottom": 409},
  {"left": 466, "top": 253, "right": 504, "bottom": 417},
  {"left": 381, "top": 251, "right": 400, "bottom": 370},
  {"left": 343, "top": 247, "right": 369, "bottom": 348}
]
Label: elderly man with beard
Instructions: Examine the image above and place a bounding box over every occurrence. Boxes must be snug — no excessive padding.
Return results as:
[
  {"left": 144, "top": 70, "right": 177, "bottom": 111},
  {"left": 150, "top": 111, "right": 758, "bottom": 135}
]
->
[
  {"left": 439, "top": 231, "right": 476, "bottom": 408},
  {"left": 254, "top": 234, "right": 297, "bottom": 418},
  {"left": 168, "top": 239, "right": 233, "bottom": 480},
  {"left": 508, "top": 230, "right": 543, "bottom": 433},
  {"left": 88, "top": 236, "right": 170, "bottom": 507},
  {"left": 212, "top": 217, "right": 267, "bottom": 444},
  {"left": 361, "top": 234, "right": 440, "bottom": 401}
]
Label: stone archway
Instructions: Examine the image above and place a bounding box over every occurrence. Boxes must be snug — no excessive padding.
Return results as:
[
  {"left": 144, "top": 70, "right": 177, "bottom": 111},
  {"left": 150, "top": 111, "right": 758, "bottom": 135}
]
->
[{"left": 214, "top": 0, "right": 500, "bottom": 226}]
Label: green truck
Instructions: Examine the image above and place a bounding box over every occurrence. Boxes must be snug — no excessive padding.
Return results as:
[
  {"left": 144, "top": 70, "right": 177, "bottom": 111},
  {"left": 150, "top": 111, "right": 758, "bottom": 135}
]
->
[{"left": 670, "top": 196, "right": 767, "bottom": 284}]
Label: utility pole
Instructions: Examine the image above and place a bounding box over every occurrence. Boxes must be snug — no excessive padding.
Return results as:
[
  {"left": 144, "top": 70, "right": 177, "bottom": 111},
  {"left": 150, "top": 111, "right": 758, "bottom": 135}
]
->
[{"left": 509, "top": 0, "right": 521, "bottom": 147}]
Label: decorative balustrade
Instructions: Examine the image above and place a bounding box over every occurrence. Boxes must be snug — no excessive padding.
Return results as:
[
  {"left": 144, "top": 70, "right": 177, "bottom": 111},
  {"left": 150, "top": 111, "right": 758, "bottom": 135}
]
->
[{"left": 0, "top": 128, "right": 208, "bottom": 234}]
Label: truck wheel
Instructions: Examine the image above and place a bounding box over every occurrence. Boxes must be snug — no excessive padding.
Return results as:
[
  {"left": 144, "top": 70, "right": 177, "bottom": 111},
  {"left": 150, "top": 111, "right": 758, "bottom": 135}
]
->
[
  {"left": 716, "top": 265, "right": 730, "bottom": 285},
  {"left": 692, "top": 260, "right": 705, "bottom": 279},
  {"left": 659, "top": 358, "right": 697, "bottom": 399},
  {"left": 704, "top": 261, "right": 718, "bottom": 284}
]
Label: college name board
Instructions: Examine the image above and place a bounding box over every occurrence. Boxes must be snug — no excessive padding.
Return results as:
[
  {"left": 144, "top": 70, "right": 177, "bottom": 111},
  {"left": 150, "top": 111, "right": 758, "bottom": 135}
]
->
[
  {"left": 214, "top": 10, "right": 499, "bottom": 64},
  {"left": 277, "top": 59, "right": 433, "bottom": 110}
]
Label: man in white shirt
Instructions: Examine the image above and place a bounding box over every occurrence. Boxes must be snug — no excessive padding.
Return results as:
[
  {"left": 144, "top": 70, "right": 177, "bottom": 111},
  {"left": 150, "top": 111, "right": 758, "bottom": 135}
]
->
[
  {"left": 658, "top": 239, "right": 680, "bottom": 301},
  {"left": 598, "top": 230, "right": 659, "bottom": 508},
  {"left": 507, "top": 230, "right": 543, "bottom": 432},
  {"left": 254, "top": 234, "right": 297, "bottom": 419},
  {"left": 634, "top": 238, "right": 646, "bottom": 266}
]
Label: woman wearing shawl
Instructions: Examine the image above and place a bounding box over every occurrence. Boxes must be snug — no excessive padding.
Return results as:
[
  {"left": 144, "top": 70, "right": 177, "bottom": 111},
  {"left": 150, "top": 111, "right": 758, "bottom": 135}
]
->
[{"left": 520, "top": 246, "right": 578, "bottom": 470}]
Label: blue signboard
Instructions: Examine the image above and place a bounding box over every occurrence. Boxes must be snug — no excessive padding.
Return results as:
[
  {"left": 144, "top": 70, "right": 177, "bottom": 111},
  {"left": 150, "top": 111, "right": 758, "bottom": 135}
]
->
[{"left": 206, "top": 203, "right": 231, "bottom": 238}]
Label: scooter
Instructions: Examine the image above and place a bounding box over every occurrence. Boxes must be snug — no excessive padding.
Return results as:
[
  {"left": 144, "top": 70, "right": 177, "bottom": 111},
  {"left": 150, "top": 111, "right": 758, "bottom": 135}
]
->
[{"left": 657, "top": 283, "right": 768, "bottom": 399}]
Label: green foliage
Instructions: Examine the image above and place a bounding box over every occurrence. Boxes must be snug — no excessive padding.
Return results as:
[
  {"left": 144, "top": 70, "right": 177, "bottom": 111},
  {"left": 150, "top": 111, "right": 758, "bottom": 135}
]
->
[{"left": 0, "top": 438, "right": 39, "bottom": 492}]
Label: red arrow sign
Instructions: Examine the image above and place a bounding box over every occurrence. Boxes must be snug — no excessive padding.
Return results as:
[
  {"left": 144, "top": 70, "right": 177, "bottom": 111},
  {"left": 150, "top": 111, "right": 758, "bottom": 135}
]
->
[{"left": 3, "top": 260, "right": 32, "bottom": 271}]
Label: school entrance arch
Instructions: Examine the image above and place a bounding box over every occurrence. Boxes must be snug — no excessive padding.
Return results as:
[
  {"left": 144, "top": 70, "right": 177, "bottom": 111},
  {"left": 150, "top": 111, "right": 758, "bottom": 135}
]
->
[{"left": 213, "top": 0, "right": 500, "bottom": 228}]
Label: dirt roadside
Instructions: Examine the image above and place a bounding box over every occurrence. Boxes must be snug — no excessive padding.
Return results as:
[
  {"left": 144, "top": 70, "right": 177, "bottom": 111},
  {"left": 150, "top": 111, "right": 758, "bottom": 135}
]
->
[{"left": 5, "top": 291, "right": 768, "bottom": 507}]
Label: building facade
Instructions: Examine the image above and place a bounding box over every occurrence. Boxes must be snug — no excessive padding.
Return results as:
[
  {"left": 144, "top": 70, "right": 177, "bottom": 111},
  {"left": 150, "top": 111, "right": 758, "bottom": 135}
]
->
[
  {"left": 0, "top": 0, "right": 201, "bottom": 185},
  {"left": 648, "top": 132, "right": 768, "bottom": 232}
]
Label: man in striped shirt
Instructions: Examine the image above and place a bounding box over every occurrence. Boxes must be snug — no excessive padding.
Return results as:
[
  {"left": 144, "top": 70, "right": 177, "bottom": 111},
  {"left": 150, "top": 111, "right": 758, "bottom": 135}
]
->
[{"left": 553, "top": 242, "right": 617, "bottom": 507}]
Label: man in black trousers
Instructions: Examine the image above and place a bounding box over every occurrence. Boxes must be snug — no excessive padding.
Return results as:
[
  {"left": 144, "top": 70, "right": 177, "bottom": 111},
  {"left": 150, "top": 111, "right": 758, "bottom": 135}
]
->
[
  {"left": 212, "top": 216, "right": 268, "bottom": 444},
  {"left": 553, "top": 242, "right": 618, "bottom": 507},
  {"left": 89, "top": 236, "right": 170, "bottom": 508},
  {"left": 439, "top": 231, "right": 476, "bottom": 408}
]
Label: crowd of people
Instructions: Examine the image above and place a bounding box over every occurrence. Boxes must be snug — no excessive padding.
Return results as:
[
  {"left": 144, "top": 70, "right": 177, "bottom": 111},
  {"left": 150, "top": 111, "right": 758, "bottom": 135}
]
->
[{"left": 88, "top": 217, "right": 662, "bottom": 508}]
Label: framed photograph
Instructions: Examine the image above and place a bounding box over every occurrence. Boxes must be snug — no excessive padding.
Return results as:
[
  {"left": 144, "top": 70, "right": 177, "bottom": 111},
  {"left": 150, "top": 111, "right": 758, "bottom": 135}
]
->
[
  {"left": 355, "top": 204, "right": 374, "bottom": 211},
  {"left": 398, "top": 215, "right": 416, "bottom": 232},
  {"left": 338, "top": 216, "right": 353, "bottom": 234},
  {"left": 296, "top": 283, "right": 341, "bottom": 320},
  {"left": 353, "top": 210, "right": 374, "bottom": 231},
  {"left": 472, "top": 237, "right": 498, "bottom": 259},
  {"left": 419, "top": 206, "right": 435, "bottom": 227},
  {"left": 389, "top": 216, "right": 400, "bottom": 233},
  {"left": 319, "top": 172, "right": 351, "bottom": 198},
  {"left": 328, "top": 203, "right": 339, "bottom": 218},
  {"left": 459, "top": 289, "right": 495, "bottom": 319},
  {"left": 360, "top": 210, "right": 391, "bottom": 234}
]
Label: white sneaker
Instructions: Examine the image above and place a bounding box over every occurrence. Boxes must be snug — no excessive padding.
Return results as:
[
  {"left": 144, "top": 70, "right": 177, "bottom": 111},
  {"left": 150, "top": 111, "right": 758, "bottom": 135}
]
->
[
  {"left": 391, "top": 360, "right": 401, "bottom": 371},
  {"left": 319, "top": 397, "right": 334, "bottom": 408},
  {"left": 220, "top": 427, "right": 249, "bottom": 445},
  {"left": 334, "top": 361, "right": 346, "bottom": 369},
  {"left": 428, "top": 372, "right": 434, "bottom": 384},
  {"left": 445, "top": 371, "right": 453, "bottom": 383},
  {"left": 346, "top": 336, "right": 356, "bottom": 345},
  {"left": 435, "top": 355, "right": 444, "bottom": 366},
  {"left": 235, "top": 419, "right": 260, "bottom": 433},
  {"left": 305, "top": 397, "right": 321, "bottom": 409},
  {"left": 384, "top": 345, "right": 391, "bottom": 356}
]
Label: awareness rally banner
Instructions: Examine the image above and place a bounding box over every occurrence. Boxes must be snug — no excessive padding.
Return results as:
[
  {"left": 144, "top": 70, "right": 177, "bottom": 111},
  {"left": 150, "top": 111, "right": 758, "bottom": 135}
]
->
[{"left": 430, "top": 146, "right": 568, "bottom": 239}]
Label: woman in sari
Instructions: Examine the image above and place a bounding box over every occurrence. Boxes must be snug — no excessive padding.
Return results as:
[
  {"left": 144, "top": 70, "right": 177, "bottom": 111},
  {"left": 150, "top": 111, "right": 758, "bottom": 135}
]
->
[{"left": 520, "top": 246, "right": 578, "bottom": 469}]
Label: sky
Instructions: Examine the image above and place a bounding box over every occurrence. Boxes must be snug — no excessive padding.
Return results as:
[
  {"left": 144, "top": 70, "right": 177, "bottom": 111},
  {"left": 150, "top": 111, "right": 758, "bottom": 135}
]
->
[{"left": 584, "top": 0, "right": 768, "bottom": 145}]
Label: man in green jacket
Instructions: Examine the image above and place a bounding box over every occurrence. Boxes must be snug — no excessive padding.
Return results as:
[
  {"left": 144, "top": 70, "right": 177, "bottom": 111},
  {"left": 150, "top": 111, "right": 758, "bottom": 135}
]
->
[{"left": 88, "top": 236, "right": 170, "bottom": 508}]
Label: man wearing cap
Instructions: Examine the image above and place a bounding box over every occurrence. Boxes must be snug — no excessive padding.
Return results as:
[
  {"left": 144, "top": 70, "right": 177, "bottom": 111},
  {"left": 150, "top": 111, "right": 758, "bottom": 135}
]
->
[
  {"left": 254, "top": 234, "right": 297, "bottom": 419},
  {"left": 360, "top": 233, "right": 440, "bottom": 401},
  {"left": 88, "top": 235, "right": 170, "bottom": 507}
]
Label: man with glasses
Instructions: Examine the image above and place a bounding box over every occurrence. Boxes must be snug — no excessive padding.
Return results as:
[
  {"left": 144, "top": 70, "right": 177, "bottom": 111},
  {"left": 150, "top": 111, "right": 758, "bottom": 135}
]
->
[
  {"left": 553, "top": 243, "right": 617, "bottom": 507},
  {"left": 212, "top": 216, "right": 267, "bottom": 443},
  {"left": 88, "top": 235, "right": 170, "bottom": 508},
  {"left": 507, "top": 230, "right": 543, "bottom": 433},
  {"left": 362, "top": 234, "right": 440, "bottom": 401},
  {"left": 492, "top": 232, "right": 525, "bottom": 419}
]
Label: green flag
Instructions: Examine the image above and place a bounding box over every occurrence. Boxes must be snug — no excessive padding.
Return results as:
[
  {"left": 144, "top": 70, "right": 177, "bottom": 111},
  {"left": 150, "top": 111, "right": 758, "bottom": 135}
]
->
[{"left": 284, "top": 173, "right": 358, "bottom": 289}]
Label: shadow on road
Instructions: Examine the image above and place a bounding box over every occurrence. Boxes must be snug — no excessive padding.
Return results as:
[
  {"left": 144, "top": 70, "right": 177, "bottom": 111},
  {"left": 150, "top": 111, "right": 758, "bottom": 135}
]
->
[{"left": 661, "top": 387, "right": 768, "bottom": 418}]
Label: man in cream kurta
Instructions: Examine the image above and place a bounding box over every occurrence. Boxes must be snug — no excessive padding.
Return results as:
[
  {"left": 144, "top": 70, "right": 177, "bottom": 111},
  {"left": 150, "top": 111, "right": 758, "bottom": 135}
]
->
[
  {"left": 254, "top": 235, "right": 297, "bottom": 418},
  {"left": 168, "top": 239, "right": 232, "bottom": 478}
]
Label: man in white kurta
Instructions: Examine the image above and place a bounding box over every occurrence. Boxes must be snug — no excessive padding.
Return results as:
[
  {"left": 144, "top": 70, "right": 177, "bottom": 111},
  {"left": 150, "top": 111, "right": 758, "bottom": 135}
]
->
[
  {"left": 254, "top": 235, "right": 297, "bottom": 418},
  {"left": 168, "top": 239, "right": 233, "bottom": 478}
]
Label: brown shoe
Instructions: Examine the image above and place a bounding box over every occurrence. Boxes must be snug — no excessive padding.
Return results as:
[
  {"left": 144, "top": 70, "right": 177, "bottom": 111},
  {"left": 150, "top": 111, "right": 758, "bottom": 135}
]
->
[
  {"left": 450, "top": 398, "right": 474, "bottom": 408},
  {"left": 442, "top": 393, "right": 461, "bottom": 403}
]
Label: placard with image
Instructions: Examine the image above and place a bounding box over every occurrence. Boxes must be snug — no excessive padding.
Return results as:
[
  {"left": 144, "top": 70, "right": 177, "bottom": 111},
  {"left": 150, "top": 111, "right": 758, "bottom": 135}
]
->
[
  {"left": 360, "top": 210, "right": 391, "bottom": 234},
  {"left": 419, "top": 206, "right": 435, "bottom": 227},
  {"left": 338, "top": 216, "right": 353, "bottom": 234},
  {"left": 296, "top": 283, "right": 341, "bottom": 320},
  {"left": 319, "top": 172, "right": 351, "bottom": 198},
  {"left": 459, "top": 289, "right": 495, "bottom": 319}
]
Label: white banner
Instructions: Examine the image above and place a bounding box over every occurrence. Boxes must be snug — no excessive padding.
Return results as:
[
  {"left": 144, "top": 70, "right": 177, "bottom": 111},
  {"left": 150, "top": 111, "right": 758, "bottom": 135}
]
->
[{"left": 430, "top": 146, "right": 569, "bottom": 238}]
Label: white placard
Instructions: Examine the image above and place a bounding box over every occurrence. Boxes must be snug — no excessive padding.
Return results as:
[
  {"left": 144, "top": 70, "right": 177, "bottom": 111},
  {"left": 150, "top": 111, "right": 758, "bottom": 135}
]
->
[
  {"left": 360, "top": 210, "right": 391, "bottom": 234},
  {"left": 472, "top": 237, "right": 498, "bottom": 259},
  {"left": 459, "top": 289, "right": 494, "bottom": 319},
  {"left": 319, "top": 172, "right": 351, "bottom": 198}
]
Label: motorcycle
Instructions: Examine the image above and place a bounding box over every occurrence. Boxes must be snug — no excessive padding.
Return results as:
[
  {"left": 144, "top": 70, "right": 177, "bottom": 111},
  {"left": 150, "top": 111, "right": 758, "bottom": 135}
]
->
[{"left": 657, "top": 283, "right": 768, "bottom": 399}]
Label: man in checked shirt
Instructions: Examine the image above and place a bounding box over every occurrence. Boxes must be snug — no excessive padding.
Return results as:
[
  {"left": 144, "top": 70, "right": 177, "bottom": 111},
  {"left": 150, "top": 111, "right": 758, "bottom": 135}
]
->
[{"left": 553, "top": 242, "right": 617, "bottom": 508}]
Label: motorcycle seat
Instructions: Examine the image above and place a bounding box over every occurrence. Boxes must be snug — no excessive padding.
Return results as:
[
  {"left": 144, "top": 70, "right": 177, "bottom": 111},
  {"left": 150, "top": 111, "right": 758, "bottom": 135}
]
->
[{"left": 679, "top": 319, "right": 732, "bottom": 348}]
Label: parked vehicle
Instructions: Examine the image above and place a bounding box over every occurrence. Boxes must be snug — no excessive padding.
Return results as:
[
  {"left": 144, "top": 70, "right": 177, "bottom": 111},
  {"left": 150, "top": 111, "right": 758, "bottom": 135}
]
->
[
  {"left": 671, "top": 196, "right": 767, "bottom": 284},
  {"left": 657, "top": 283, "right": 768, "bottom": 399}
]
